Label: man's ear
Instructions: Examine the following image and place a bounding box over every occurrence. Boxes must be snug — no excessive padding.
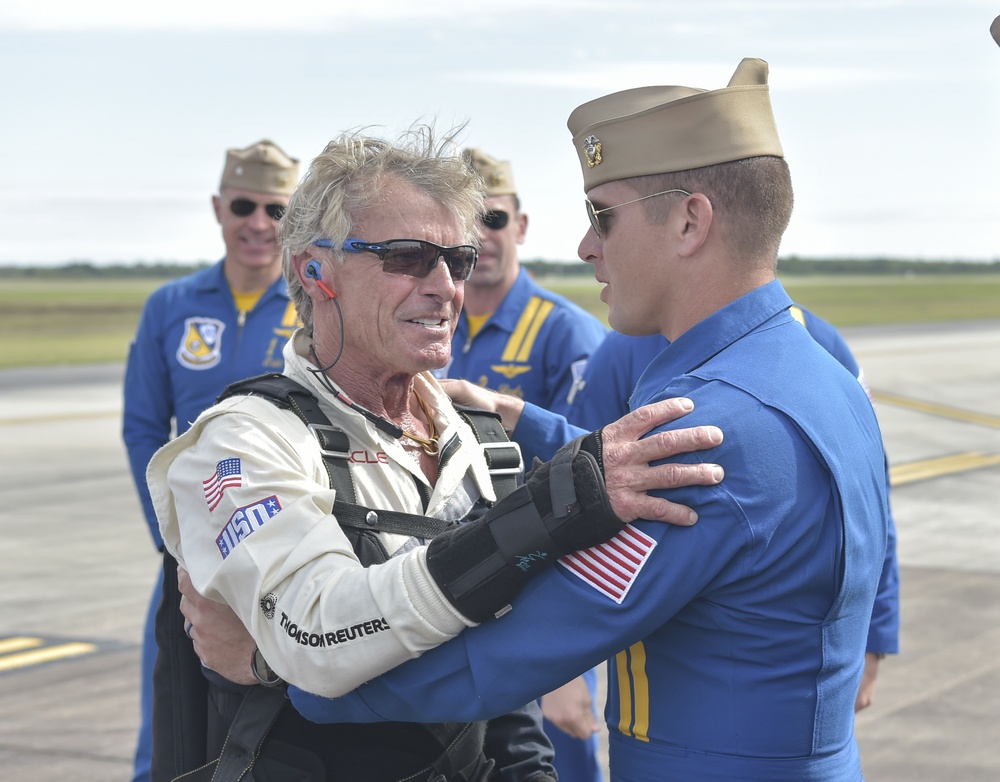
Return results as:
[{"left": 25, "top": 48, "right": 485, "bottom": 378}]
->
[
  {"left": 675, "top": 193, "right": 713, "bottom": 257},
  {"left": 290, "top": 252, "right": 314, "bottom": 286},
  {"left": 212, "top": 194, "right": 223, "bottom": 225},
  {"left": 515, "top": 212, "right": 529, "bottom": 245}
]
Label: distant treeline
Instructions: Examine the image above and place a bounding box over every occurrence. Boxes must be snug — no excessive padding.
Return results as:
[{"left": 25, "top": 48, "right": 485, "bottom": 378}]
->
[
  {"left": 0, "top": 261, "right": 214, "bottom": 278},
  {"left": 1, "top": 257, "right": 999, "bottom": 279},
  {"left": 521, "top": 257, "right": 1000, "bottom": 277}
]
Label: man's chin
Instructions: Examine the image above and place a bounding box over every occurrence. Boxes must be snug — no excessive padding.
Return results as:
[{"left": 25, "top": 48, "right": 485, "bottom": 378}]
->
[
  {"left": 467, "top": 269, "right": 504, "bottom": 289},
  {"left": 231, "top": 251, "right": 281, "bottom": 269}
]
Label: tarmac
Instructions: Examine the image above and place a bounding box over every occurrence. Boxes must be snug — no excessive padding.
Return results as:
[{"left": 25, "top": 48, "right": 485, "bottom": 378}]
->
[{"left": 1, "top": 319, "right": 998, "bottom": 781}]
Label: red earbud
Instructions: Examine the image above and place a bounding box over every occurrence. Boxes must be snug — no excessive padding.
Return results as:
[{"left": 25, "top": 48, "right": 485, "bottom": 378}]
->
[
  {"left": 305, "top": 260, "right": 337, "bottom": 299},
  {"left": 316, "top": 280, "right": 337, "bottom": 299}
]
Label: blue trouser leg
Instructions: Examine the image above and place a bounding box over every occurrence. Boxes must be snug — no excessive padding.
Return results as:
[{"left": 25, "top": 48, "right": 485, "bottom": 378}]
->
[{"left": 131, "top": 569, "right": 162, "bottom": 782}]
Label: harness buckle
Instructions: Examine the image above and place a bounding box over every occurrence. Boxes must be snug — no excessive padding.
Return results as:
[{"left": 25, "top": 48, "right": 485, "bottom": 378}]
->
[
  {"left": 481, "top": 441, "right": 523, "bottom": 476},
  {"left": 307, "top": 423, "right": 351, "bottom": 460}
]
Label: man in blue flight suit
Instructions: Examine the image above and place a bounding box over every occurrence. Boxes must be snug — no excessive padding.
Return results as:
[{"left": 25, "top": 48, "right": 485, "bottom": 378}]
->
[
  {"left": 122, "top": 139, "right": 299, "bottom": 782},
  {"left": 437, "top": 148, "right": 609, "bottom": 781},
  {"left": 283, "top": 58, "right": 891, "bottom": 781},
  {"left": 566, "top": 318, "right": 900, "bottom": 713},
  {"left": 439, "top": 148, "right": 607, "bottom": 415}
]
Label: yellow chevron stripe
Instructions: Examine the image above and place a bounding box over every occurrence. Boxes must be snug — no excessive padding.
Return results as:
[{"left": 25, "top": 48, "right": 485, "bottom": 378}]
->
[
  {"left": 501, "top": 297, "right": 555, "bottom": 363},
  {"left": 614, "top": 641, "right": 651, "bottom": 741},
  {"left": 629, "top": 641, "right": 651, "bottom": 741},
  {"left": 502, "top": 298, "right": 542, "bottom": 362},
  {"left": 281, "top": 300, "right": 299, "bottom": 328},
  {"left": 516, "top": 300, "right": 555, "bottom": 362},
  {"left": 614, "top": 648, "right": 633, "bottom": 737}
]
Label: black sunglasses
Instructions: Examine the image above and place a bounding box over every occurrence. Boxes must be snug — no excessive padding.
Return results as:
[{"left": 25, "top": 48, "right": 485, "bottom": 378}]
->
[
  {"left": 480, "top": 210, "right": 510, "bottom": 231},
  {"left": 229, "top": 198, "right": 286, "bottom": 220},
  {"left": 313, "top": 238, "right": 478, "bottom": 281}
]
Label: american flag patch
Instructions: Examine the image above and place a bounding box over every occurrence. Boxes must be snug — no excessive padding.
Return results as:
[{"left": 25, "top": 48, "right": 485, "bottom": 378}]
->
[
  {"left": 203, "top": 458, "right": 242, "bottom": 511},
  {"left": 558, "top": 525, "right": 657, "bottom": 603}
]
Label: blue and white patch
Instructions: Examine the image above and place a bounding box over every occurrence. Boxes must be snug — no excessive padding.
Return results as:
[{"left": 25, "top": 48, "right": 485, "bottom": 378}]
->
[
  {"left": 177, "top": 317, "right": 225, "bottom": 369},
  {"left": 216, "top": 495, "right": 281, "bottom": 559},
  {"left": 564, "top": 357, "right": 590, "bottom": 405}
]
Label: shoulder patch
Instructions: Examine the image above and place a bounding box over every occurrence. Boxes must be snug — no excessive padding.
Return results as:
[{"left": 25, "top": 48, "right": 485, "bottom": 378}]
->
[
  {"left": 558, "top": 525, "right": 657, "bottom": 603},
  {"left": 203, "top": 457, "right": 242, "bottom": 510},
  {"left": 177, "top": 317, "right": 226, "bottom": 369},
  {"left": 217, "top": 495, "right": 282, "bottom": 559}
]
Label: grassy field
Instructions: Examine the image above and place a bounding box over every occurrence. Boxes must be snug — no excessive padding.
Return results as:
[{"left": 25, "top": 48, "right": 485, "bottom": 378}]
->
[
  {"left": 2, "top": 273, "right": 1000, "bottom": 368},
  {"left": 538, "top": 274, "right": 1000, "bottom": 328}
]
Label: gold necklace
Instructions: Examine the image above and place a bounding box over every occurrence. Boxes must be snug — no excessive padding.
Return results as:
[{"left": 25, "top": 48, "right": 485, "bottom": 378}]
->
[{"left": 401, "top": 389, "right": 440, "bottom": 456}]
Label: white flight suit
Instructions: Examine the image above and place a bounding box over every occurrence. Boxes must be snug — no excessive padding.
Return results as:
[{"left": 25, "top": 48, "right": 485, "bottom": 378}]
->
[{"left": 148, "top": 329, "right": 501, "bottom": 698}]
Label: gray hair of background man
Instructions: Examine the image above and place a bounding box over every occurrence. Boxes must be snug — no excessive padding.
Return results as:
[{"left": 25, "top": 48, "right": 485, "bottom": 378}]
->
[{"left": 279, "top": 126, "right": 486, "bottom": 331}]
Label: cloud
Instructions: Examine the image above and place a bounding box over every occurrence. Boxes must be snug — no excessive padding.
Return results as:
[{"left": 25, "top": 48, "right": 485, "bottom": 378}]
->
[{"left": 0, "top": 0, "right": 591, "bottom": 30}]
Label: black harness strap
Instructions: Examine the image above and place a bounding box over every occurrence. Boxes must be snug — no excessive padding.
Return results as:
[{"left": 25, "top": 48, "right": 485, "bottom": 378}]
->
[
  {"left": 203, "top": 372, "right": 522, "bottom": 782},
  {"left": 207, "top": 686, "right": 287, "bottom": 782},
  {"left": 219, "top": 374, "right": 523, "bottom": 539},
  {"left": 222, "top": 373, "right": 356, "bottom": 505},
  {"left": 455, "top": 405, "right": 521, "bottom": 503}
]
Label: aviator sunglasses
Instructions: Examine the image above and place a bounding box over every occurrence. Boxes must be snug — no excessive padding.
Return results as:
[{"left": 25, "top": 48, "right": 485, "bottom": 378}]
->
[
  {"left": 229, "top": 198, "right": 286, "bottom": 220},
  {"left": 312, "top": 238, "right": 478, "bottom": 281},
  {"left": 480, "top": 210, "right": 510, "bottom": 231},
  {"left": 586, "top": 188, "right": 691, "bottom": 237}
]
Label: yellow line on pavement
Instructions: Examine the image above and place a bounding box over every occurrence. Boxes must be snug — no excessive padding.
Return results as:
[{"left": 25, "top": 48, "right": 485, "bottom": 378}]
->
[
  {"left": 872, "top": 390, "right": 1000, "bottom": 429},
  {"left": 0, "top": 410, "right": 120, "bottom": 426},
  {"left": 0, "top": 637, "right": 44, "bottom": 654},
  {"left": 890, "top": 452, "right": 1000, "bottom": 487},
  {"left": 0, "top": 642, "right": 97, "bottom": 672}
]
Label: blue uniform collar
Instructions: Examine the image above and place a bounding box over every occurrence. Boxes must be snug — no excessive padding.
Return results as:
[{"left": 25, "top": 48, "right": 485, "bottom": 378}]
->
[
  {"left": 193, "top": 258, "right": 290, "bottom": 300},
  {"left": 633, "top": 279, "right": 793, "bottom": 405}
]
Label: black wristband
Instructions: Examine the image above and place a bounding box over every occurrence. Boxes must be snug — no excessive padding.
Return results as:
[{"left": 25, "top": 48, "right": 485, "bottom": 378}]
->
[{"left": 426, "top": 435, "right": 623, "bottom": 622}]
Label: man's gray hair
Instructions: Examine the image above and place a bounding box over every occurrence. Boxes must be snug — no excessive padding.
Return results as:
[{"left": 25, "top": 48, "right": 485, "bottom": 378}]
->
[{"left": 279, "top": 125, "right": 485, "bottom": 330}]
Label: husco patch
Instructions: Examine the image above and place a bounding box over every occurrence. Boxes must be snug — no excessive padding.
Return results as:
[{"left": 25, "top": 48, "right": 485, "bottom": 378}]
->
[
  {"left": 177, "top": 317, "right": 226, "bottom": 369},
  {"left": 216, "top": 495, "right": 282, "bottom": 558}
]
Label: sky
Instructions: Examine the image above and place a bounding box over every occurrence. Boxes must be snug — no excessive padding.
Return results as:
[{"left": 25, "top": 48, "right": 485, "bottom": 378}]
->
[{"left": 1, "top": 0, "right": 998, "bottom": 266}]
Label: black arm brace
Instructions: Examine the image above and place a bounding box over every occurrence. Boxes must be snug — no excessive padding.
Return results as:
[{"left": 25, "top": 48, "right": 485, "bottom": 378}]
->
[{"left": 425, "top": 431, "right": 621, "bottom": 623}]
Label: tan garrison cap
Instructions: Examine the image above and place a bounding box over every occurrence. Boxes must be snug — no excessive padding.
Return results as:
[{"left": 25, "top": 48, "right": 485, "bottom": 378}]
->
[
  {"left": 463, "top": 148, "right": 517, "bottom": 196},
  {"left": 992, "top": 15, "right": 1000, "bottom": 48},
  {"left": 567, "top": 58, "right": 784, "bottom": 190},
  {"left": 220, "top": 139, "right": 299, "bottom": 196}
]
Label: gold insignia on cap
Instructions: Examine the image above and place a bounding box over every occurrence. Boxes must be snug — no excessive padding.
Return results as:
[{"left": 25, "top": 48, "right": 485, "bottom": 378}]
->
[
  {"left": 567, "top": 59, "right": 783, "bottom": 190},
  {"left": 488, "top": 171, "right": 505, "bottom": 188},
  {"left": 583, "top": 135, "right": 603, "bottom": 168}
]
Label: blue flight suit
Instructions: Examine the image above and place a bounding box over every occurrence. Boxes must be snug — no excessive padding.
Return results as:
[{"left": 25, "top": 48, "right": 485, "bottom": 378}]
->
[
  {"left": 122, "top": 259, "right": 296, "bottom": 782},
  {"left": 440, "top": 267, "right": 607, "bottom": 414},
  {"left": 289, "top": 280, "right": 889, "bottom": 781},
  {"left": 567, "top": 308, "right": 900, "bottom": 658},
  {"left": 439, "top": 265, "right": 607, "bottom": 780}
]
